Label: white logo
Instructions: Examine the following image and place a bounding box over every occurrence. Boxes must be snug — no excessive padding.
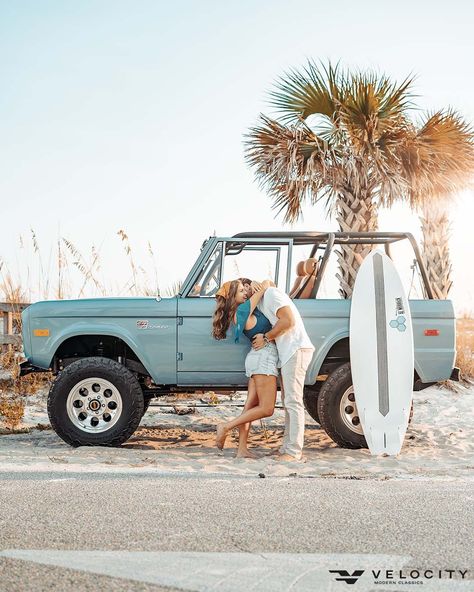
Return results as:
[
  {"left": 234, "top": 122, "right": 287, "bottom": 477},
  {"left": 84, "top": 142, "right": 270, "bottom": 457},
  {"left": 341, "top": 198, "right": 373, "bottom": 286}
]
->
[{"left": 136, "top": 320, "right": 169, "bottom": 330}]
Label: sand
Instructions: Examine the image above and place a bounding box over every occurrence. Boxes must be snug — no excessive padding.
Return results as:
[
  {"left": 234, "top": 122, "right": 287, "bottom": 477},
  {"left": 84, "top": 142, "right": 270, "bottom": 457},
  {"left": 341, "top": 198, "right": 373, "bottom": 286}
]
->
[{"left": 0, "top": 383, "right": 473, "bottom": 481}]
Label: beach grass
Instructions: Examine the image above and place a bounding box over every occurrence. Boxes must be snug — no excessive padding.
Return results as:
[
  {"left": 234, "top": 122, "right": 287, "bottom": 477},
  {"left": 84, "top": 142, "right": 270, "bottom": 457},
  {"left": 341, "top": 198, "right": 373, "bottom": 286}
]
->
[{"left": 456, "top": 315, "right": 474, "bottom": 383}]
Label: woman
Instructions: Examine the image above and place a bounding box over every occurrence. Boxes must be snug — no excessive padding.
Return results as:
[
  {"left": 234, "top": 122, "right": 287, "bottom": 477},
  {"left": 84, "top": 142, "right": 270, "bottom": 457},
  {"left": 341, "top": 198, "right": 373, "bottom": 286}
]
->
[{"left": 212, "top": 278, "right": 279, "bottom": 457}]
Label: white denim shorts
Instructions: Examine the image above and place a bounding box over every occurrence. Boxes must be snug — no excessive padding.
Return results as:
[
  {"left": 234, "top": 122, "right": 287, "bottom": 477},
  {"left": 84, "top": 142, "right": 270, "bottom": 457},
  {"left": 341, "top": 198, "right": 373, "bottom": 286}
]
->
[{"left": 245, "top": 341, "right": 279, "bottom": 378}]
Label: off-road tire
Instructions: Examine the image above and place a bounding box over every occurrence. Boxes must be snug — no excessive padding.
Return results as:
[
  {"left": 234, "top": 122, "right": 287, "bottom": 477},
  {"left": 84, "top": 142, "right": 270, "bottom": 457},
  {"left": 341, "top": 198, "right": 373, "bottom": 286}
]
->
[
  {"left": 48, "top": 357, "right": 144, "bottom": 447},
  {"left": 317, "top": 362, "right": 414, "bottom": 449}
]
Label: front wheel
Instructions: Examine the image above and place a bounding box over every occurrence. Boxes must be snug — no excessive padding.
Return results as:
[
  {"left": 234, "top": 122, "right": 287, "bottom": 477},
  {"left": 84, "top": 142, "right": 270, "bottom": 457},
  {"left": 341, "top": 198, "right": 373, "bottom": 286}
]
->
[
  {"left": 317, "top": 362, "right": 413, "bottom": 449},
  {"left": 48, "top": 357, "right": 144, "bottom": 447}
]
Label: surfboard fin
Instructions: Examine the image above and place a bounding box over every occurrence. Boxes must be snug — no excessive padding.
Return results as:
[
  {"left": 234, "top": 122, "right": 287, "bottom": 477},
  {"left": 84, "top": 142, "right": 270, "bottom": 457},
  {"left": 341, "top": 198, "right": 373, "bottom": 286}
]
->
[{"left": 367, "top": 425, "right": 407, "bottom": 456}]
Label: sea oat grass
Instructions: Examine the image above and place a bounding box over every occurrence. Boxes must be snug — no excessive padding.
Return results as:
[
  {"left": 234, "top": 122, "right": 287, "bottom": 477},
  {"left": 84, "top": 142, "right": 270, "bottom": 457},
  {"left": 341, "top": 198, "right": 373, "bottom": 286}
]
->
[
  {"left": 0, "top": 396, "right": 26, "bottom": 430},
  {"left": 438, "top": 316, "right": 473, "bottom": 390},
  {"left": 456, "top": 317, "right": 474, "bottom": 382},
  {"left": 0, "top": 349, "right": 52, "bottom": 431}
]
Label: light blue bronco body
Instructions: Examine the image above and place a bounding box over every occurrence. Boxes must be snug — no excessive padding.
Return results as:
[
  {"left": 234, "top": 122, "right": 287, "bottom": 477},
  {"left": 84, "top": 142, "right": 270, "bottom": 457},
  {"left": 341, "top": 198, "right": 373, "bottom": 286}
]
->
[{"left": 20, "top": 232, "right": 459, "bottom": 448}]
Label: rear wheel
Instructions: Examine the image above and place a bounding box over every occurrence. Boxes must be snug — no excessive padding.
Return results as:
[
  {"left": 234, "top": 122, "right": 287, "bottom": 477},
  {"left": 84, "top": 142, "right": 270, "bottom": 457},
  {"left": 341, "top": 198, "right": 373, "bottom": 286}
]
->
[
  {"left": 48, "top": 357, "right": 144, "bottom": 447},
  {"left": 317, "top": 362, "right": 414, "bottom": 449}
]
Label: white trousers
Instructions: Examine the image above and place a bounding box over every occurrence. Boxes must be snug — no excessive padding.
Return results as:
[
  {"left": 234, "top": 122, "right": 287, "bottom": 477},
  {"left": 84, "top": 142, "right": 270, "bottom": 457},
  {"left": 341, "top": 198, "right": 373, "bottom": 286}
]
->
[{"left": 279, "top": 348, "right": 314, "bottom": 459}]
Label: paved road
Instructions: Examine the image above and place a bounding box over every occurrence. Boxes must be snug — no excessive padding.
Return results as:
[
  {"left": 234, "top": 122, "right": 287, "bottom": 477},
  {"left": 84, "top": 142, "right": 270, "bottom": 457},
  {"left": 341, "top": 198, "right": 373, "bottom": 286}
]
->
[{"left": 0, "top": 471, "right": 473, "bottom": 591}]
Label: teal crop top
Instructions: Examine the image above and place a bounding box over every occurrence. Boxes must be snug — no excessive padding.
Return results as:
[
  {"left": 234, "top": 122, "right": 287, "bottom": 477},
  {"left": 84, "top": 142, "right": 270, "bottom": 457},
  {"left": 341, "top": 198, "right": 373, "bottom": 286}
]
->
[{"left": 234, "top": 300, "right": 272, "bottom": 343}]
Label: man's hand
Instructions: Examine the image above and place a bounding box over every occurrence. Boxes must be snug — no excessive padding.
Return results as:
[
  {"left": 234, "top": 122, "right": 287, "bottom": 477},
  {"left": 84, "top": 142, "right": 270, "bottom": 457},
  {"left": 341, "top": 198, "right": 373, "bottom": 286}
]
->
[
  {"left": 250, "top": 281, "right": 263, "bottom": 293},
  {"left": 252, "top": 333, "right": 266, "bottom": 350},
  {"left": 251, "top": 279, "right": 273, "bottom": 293}
]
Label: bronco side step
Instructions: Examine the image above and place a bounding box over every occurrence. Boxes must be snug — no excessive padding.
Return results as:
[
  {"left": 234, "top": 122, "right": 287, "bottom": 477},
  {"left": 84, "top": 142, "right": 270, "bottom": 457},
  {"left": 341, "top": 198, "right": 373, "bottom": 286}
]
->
[{"left": 19, "top": 361, "right": 51, "bottom": 376}]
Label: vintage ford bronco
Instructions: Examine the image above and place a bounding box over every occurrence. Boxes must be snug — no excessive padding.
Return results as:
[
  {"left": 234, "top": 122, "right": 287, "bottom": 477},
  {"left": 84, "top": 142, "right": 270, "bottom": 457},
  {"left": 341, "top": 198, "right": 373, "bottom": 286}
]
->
[{"left": 20, "top": 231, "right": 459, "bottom": 448}]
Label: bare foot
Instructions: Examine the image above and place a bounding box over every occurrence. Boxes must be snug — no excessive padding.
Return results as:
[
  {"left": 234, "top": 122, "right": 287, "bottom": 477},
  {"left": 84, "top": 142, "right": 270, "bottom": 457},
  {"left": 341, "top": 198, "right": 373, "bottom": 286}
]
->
[
  {"left": 236, "top": 449, "right": 258, "bottom": 459},
  {"left": 216, "top": 424, "right": 228, "bottom": 450}
]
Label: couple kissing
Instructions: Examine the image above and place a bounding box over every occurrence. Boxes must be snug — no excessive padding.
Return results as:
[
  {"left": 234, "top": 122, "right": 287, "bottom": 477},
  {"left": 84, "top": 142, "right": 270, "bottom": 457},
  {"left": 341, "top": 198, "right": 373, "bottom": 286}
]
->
[{"left": 212, "top": 278, "right": 314, "bottom": 461}]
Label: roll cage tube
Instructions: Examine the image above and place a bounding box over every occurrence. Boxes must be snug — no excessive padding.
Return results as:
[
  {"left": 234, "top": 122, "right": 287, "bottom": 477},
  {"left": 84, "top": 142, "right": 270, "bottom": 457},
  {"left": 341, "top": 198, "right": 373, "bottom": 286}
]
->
[
  {"left": 180, "top": 237, "right": 293, "bottom": 297},
  {"left": 222, "top": 239, "right": 293, "bottom": 293},
  {"left": 232, "top": 231, "right": 435, "bottom": 300}
]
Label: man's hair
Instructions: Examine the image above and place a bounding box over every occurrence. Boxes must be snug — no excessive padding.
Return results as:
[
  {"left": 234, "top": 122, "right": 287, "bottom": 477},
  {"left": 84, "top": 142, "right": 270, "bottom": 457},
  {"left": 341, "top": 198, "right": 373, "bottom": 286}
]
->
[{"left": 238, "top": 277, "right": 252, "bottom": 285}]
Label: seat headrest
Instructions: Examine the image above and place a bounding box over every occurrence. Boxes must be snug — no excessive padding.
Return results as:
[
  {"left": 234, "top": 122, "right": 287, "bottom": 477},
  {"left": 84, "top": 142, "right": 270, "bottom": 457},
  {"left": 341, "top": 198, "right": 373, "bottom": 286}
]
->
[
  {"left": 296, "top": 261, "right": 306, "bottom": 276},
  {"left": 296, "top": 258, "right": 318, "bottom": 277},
  {"left": 303, "top": 258, "right": 318, "bottom": 275}
]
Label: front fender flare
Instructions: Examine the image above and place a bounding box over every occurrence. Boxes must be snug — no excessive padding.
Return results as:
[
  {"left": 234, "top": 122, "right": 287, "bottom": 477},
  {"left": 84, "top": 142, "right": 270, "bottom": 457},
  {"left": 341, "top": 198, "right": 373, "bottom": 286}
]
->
[
  {"left": 306, "top": 329, "right": 349, "bottom": 385},
  {"left": 34, "top": 322, "right": 153, "bottom": 377}
]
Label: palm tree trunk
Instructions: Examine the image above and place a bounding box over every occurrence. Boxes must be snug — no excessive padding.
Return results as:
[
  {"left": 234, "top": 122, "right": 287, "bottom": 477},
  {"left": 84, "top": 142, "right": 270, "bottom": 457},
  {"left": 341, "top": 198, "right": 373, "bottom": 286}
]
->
[
  {"left": 419, "top": 202, "right": 453, "bottom": 299},
  {"left": 334, "top": 187, "right": 378, "bottom": 298}
]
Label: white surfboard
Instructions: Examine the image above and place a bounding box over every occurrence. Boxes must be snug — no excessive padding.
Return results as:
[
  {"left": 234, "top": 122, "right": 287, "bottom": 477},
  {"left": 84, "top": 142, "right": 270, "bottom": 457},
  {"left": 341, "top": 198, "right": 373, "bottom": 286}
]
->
[{"left": 349, "top": 250, "right": 414, "bottom": 456}]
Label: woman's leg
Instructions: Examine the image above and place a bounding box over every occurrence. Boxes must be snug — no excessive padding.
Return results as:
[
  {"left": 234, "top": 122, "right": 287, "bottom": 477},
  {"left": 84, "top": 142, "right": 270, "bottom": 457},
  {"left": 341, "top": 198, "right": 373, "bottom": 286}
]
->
[
  {"left": 237, "top": 378, "right": 259, "bottom": 458},
  {"left": 216, "top": 375, "right": 277, "bottom": 449}
]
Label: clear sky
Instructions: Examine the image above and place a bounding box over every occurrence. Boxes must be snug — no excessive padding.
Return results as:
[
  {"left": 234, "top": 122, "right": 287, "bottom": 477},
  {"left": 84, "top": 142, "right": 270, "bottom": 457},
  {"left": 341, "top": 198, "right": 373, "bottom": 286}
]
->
[{"left": 1, "top": 0, "right": 473, "bottom": 313}]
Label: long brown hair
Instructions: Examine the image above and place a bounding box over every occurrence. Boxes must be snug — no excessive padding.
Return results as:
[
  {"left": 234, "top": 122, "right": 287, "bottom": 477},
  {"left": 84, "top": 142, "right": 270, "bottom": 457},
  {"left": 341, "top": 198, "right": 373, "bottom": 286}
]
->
[{"left": 212, "top": 280, "right": 242, "bottom": 340}]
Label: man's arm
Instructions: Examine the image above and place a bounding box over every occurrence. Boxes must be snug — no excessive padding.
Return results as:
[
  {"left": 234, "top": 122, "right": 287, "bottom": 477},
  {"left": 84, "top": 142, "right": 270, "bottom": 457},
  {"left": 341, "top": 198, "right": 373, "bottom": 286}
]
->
[
  {"left": 252, "top": 306, "right": 295, "bottom": 350},
  {"left": 246, "top": 280, "right": 272, "bottom": 315}
]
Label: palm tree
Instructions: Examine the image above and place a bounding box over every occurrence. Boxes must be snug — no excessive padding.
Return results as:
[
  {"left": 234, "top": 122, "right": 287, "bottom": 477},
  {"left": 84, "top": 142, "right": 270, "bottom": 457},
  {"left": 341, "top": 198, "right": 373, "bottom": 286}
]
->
[
  {"left": 419, "top": 201, "right": 452, "bottom": 299},
  {"left": 400, "top": 110, "right": 474, "bottom": 298},
  {"left": 245, "top": 62, "right": 474, "bottom": 298}
]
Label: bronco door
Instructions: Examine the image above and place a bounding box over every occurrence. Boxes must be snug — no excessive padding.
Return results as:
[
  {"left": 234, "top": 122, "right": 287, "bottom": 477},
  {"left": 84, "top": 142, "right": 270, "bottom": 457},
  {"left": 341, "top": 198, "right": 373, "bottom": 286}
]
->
[{"left": 176, "top": 238, "right": 292, "bottom": 386}]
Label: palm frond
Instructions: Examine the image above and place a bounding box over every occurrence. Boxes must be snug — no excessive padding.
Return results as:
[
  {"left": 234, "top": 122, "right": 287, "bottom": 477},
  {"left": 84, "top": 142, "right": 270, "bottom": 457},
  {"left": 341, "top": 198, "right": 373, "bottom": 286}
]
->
[
  {"left": 399, "top": 109, "right": 474, "bottom": 207},
  {"left": 269, "top": 60, "right": 344, "bottom": 124},
  {"left": 341, "top": 73, "right": 415, "bottom": 146},
  {"left": 245, "top": 114, "right": 337, "bottom": 222}
]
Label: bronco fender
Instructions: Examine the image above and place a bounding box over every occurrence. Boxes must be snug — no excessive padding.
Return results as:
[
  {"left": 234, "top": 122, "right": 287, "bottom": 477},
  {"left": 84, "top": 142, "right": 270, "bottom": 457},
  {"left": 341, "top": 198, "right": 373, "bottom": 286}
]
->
[
  {"left": 30, "top": 321, "right": 161, "bottom": 383},
  {"left": 306, "top": 329, "right": 349, "bottom": 385}
]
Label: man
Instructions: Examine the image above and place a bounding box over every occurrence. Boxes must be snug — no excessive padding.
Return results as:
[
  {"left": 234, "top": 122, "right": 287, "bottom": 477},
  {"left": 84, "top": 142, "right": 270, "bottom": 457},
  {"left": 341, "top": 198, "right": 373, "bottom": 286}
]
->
[{"left": 243, "top": 280, "right": 314, "bottom": 461}]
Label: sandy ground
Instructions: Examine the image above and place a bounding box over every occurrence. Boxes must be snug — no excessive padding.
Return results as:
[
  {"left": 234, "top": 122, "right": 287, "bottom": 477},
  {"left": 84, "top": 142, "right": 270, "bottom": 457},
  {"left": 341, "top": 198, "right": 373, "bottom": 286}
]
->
[{"left": 0, "top": 382, "right": 473, "bottom": 481}]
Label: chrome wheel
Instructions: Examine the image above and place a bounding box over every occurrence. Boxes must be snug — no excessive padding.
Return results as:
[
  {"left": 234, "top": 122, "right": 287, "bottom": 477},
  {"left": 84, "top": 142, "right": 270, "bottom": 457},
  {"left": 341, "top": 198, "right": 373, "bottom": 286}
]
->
[
  {"left": 339, "top": 386, "right": 364, "bottom": 435},
  {"left": 66, "top": 377, "right": 123, "bottom": 433}
]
